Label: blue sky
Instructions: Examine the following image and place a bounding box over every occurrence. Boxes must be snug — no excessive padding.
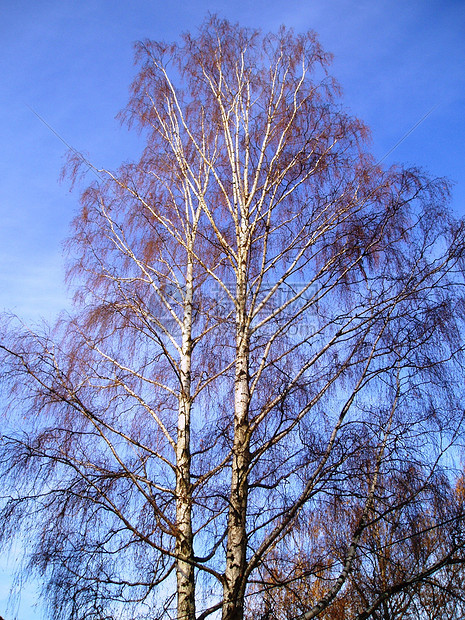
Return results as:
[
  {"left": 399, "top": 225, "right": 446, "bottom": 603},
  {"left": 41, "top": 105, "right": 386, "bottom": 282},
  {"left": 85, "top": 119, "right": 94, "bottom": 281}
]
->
[{"left": 0, "top": 0, "right": 464, "bottom": 617}]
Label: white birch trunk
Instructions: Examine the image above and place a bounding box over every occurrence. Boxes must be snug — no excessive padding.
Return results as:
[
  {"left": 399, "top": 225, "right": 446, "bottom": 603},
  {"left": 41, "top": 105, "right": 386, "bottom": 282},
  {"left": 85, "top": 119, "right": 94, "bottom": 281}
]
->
[
  {"left": 176, "top": 258, "right": 195, "bottom": 620},
  {"left": 222, "top": 268, "right": 251, "bottom": 620}
]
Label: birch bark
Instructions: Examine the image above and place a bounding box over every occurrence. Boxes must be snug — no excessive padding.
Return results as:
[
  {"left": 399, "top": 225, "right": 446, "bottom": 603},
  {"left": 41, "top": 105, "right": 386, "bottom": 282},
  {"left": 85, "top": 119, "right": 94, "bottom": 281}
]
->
[
  {"left": 176, "top": 256, "right": 195, "bottom": 620},
  {"left": 222, "top": 232, "right": 251, "bottom": 620}
]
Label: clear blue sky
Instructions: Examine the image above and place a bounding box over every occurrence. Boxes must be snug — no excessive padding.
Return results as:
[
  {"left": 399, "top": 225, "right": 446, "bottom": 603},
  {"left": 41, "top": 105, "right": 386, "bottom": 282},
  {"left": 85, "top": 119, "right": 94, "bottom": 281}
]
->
[{"left": 0, "top": 0, "right": 464, "bottom": 617}]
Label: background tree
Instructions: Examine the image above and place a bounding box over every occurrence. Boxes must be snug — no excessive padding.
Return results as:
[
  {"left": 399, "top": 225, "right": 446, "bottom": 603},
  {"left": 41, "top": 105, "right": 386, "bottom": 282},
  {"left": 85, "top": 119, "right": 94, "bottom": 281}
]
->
[
  {"left": 247, "top": 463, "right": 465, "bottom": 619},
  {"left": 2, "top": 16, "right": 465, "bottom": 620}
]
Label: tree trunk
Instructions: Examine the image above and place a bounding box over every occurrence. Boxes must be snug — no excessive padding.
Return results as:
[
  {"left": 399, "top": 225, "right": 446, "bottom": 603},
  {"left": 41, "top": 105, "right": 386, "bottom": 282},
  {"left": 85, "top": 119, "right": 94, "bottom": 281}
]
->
[
  {"left": 223, "top": 278, "right": 251, "bottom": 620},
  {"left": 176, "top": 261, "right": 195, "bottom": 620}
]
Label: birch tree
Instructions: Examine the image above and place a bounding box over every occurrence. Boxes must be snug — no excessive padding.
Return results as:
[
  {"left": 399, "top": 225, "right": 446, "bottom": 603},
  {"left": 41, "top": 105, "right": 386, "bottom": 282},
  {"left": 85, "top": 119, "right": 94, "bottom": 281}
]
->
[{"left": 2, "top": 17, "right": 465, "bottom": 620}]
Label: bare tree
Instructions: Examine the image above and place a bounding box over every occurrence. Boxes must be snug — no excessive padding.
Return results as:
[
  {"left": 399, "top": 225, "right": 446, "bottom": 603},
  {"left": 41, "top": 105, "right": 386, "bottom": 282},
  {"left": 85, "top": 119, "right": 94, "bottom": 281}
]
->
[
  {"left": 247, "top": 462, "right": 465, "bottom": 619},
  {"left": 1, "top": 16, "right": 465, "bottom": 620}
]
